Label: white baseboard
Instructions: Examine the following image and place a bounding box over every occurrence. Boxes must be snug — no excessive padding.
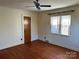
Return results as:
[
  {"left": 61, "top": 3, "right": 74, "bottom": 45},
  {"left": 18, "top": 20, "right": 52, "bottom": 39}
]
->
[{"left": 0, "top": 42, "right": 24, "bottom": 50}]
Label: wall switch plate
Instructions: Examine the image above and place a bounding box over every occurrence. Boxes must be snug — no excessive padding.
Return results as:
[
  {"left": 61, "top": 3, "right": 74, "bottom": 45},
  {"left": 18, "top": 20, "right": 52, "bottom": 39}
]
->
[{"left": 21, "top": 38, "right": 22, "bottom": 40}]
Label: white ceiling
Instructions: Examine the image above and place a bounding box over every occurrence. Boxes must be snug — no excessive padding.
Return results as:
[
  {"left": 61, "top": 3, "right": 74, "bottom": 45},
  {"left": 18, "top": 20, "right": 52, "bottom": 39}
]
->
[{"left": 0, "top": 0, "right": 79, "bottom": 11}]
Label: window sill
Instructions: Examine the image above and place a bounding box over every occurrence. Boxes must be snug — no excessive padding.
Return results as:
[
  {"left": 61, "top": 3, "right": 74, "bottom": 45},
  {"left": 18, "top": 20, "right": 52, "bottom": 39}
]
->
[{"left": 51, "top": 33, "right": 71, "bottom": 37}]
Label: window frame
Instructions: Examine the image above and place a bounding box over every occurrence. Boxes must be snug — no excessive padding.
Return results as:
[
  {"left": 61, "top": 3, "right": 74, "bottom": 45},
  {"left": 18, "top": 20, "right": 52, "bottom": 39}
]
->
[{"left": 50, "top": 15, "right": 71, "bottom": 36}]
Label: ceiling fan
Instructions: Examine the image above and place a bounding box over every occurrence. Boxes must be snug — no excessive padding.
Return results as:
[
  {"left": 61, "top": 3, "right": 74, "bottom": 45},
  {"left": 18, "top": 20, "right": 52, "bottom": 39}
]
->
[{"left": 26, "top": 0, "right": 51, "bottom": 10}]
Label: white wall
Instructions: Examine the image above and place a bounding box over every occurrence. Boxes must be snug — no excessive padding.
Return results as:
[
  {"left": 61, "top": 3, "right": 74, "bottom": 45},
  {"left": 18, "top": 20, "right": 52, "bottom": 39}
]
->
[
  {"left": 0, "top": 6, "right": 38, "bottom": 50},
  {"left": 38, "top": 5, "right": 79, "bottom": 52}
]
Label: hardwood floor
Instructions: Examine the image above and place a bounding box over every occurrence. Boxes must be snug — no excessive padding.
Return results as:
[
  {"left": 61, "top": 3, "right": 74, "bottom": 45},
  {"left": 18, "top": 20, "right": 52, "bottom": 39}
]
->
[{"left": 0, "top": 40, "right": 79, "bottom": 59}]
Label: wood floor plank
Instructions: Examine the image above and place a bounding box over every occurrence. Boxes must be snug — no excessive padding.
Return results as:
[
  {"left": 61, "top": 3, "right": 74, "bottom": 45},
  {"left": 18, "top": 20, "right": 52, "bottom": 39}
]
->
[{"left": 0, "top": 40, "right": 79, "bottom": 59}]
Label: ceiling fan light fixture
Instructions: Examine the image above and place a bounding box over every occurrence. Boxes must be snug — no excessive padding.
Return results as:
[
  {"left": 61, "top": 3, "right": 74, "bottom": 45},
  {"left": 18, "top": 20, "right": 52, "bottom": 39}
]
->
[{"left": 26, "top": 0, "right": 51, "bottom": 10}]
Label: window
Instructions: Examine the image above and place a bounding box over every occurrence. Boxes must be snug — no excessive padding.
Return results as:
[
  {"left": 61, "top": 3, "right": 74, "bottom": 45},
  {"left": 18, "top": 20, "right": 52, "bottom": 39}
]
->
[{"left": 51, "top": 15, "right": 71, "bottom": 36}]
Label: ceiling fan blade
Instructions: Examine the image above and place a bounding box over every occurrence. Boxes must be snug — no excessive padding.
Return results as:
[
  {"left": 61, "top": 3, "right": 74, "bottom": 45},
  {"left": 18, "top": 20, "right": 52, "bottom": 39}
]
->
[
  {"left": 36, "top": 0, "right": 39, "bottom": 2},
  {"left": 40, "top": 5, "right": 51, "bottom": 7}
]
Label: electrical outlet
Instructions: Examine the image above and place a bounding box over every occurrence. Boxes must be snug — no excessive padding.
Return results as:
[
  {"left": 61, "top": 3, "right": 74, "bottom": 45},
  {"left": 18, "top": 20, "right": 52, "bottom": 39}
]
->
[{"left": 44, "top": 36, "right": 46, "bottom": 39}]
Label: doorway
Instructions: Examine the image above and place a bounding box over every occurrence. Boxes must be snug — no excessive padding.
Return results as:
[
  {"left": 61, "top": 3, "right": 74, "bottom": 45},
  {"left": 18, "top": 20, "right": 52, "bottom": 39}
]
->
[{"left": 24, "top": 16, "right": 31, "bottom": 44}]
